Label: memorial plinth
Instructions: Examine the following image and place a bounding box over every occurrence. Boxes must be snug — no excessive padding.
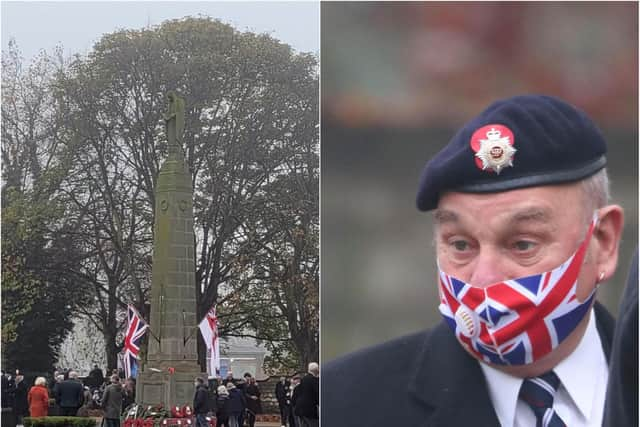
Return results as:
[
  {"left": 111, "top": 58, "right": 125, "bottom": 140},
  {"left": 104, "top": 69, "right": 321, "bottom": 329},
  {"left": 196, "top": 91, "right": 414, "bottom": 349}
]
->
[{"left": 137, "top": 93, "right": 205, "bottom": 407}]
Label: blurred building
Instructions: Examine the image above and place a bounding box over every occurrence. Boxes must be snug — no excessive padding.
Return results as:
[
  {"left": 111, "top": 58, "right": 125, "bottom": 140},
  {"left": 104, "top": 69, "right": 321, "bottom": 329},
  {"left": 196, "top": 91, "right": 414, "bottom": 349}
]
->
[{"left": 321, "top": 2, "right": 638, "bottom": 362}]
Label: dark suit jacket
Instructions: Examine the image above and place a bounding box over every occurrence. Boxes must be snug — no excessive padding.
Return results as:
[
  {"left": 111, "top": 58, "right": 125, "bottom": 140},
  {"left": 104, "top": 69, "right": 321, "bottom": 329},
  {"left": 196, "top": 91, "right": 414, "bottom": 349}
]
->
[
  {"left": 294, "top": 373, "right": 319, "bottom": 419},
  {"left": 193, "top": 385, "right": 209, "bottom": 415},
  {"left": 603, "top": 249, "right": 638, "bottom": 427},
  {"left": 323, "top": 302, "right": 614, "bottom": 427},
  {"left": 56, "top": 379, "right": 84, "bottom": 408}
]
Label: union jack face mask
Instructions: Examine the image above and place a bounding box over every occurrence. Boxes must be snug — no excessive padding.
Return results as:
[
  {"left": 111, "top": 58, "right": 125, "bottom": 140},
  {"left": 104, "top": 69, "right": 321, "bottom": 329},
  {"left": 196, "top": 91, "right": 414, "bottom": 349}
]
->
[{"left": 437, "top": 216, "right": 598, "bottom": 366}]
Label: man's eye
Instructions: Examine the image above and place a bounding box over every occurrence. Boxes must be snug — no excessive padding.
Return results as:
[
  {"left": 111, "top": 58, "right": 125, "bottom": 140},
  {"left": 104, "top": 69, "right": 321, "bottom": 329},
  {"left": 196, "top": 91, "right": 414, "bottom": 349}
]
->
[
  {"left": 451, "top": 240, "right": 470, "bottom": 251},
  {"left": 513, "top": 240, "right": 537, "bottom": 252}
]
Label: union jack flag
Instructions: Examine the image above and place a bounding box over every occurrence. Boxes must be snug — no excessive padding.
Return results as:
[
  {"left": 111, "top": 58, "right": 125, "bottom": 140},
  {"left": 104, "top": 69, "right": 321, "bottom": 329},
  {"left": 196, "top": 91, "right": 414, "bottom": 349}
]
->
[
  {"left": 438, "top": 220, "right": 595, "bottom": 365},
  {"left": 123, "top": 304, "right": 148, "bottom": 378}
]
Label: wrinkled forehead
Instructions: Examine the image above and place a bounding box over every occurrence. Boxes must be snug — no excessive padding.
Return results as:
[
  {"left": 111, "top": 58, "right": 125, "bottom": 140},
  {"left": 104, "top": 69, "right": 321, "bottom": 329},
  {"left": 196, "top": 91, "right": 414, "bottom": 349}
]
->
[{"left": 432, "top": 185, "right": 592, "bottom": 236}]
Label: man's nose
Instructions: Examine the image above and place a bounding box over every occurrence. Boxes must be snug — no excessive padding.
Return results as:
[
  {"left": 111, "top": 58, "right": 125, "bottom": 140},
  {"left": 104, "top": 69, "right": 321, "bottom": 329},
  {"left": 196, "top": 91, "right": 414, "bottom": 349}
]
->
[{"left": 468, "top": 247, "right": 506, "bottom": 288}]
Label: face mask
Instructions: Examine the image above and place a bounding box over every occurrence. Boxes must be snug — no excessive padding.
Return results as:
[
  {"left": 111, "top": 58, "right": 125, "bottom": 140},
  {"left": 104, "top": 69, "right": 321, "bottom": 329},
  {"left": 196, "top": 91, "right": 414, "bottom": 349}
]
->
[{"left": 437, "top": 216, "right": 597, "bottom": 366}]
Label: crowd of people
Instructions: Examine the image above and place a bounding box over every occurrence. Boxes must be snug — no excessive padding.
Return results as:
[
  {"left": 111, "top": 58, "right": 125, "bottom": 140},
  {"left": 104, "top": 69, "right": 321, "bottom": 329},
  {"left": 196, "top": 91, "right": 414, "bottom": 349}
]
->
[
  {"left": 2, "top": 362, "right": 319, "bottom": 427},
  {"left": 205, "top": 371, "right": 263, "bottom": 427},
  {"left": 192, "top": 362, "right": 318, "bottom": 427},
  {"left": 1, "top": 365, "right": 136, "bottom": 426}
]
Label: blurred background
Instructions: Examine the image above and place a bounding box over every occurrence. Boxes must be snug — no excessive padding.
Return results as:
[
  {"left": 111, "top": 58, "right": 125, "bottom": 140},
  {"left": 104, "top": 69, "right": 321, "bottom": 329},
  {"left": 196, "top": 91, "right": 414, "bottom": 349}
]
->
[{"left": 321, "top": 2, "right": 638, "bottom": 362}]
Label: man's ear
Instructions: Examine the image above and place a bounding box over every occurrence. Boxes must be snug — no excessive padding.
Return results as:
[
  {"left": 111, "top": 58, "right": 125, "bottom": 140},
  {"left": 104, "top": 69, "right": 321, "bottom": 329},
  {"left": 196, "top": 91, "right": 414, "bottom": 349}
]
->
[{"left": 595, "top": 204, "right": 624, "bottom": 281}]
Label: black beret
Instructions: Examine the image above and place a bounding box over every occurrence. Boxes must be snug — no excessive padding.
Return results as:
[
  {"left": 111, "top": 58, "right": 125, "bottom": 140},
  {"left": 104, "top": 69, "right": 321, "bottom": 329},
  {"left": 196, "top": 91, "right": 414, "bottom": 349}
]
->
[{"left": 416, "top": 95, "right": 607, "bottom": 211}]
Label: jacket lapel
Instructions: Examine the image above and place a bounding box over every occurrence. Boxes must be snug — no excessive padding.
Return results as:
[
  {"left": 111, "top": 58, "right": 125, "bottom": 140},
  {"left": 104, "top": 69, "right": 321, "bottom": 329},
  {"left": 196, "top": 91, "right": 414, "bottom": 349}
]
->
[
  {"left": 407, "top": 302, "right": 615, "bottom": 426},
  {"left": 408, "top": 322, "right": 500, "bottom": 426}
]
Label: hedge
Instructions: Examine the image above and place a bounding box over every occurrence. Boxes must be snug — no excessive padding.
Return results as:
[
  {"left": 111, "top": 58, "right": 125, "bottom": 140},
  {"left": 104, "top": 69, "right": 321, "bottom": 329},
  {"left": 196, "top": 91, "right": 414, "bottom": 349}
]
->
[{"left": 24, "top": 417, "right": 98, "bottom": 427}]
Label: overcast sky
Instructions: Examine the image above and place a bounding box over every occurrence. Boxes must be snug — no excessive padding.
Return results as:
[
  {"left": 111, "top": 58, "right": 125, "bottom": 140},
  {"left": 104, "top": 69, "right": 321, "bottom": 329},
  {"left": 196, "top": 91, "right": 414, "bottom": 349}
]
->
[{"left": 2, "top": 1, "right": 319, "bottom": 63}]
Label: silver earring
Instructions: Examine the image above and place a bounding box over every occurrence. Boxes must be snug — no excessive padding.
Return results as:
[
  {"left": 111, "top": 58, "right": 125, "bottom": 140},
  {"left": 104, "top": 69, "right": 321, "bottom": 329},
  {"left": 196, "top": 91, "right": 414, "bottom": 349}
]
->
[{"left": 598, "top": 272, "right": 605, "bottom": 282}]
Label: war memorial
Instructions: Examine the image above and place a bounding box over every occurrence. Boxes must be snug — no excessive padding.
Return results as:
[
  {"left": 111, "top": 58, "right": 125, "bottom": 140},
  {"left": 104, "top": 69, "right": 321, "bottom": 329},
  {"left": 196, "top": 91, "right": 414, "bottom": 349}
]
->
[{"left": 136, "top": 92, "right": 206, "bottom": 408}]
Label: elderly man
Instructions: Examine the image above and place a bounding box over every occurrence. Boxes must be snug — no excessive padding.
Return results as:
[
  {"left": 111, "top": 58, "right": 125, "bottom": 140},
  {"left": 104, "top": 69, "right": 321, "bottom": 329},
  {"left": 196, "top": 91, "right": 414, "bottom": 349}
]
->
[
  {"left": 57, "top": 370, "right": 85, "bottom": 416},
  {"left": 294, "top": 363, "right": 319, "bottom": 427},
  {"left": 323, "top": 95, "right": 626, "bottom": 426}
]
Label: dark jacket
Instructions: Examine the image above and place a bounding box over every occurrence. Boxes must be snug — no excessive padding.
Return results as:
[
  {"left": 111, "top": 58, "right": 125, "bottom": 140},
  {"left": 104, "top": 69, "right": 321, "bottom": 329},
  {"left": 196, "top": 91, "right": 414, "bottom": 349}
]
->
[
  {"left": 603, "top": 249, "right": 638, "bottom": 427},
  {"left": 101, "top": 382, "right": 123, "bottom": 419},
  {"left": 293, "top": 374, "right": 318, "bottom": 419},
  {"left": 193, "top": 384, "right": 209, "bottom": 414},
  {"left": 227, "top": 388, "right": 246, "bottom": 415},
  {"left": 244, "top": 383, "right": 262, "bottom": 415},
  {"left": 88, "top": 367, "right": 104, "bottom": 389},
  {"left": 56, "top": 379, "right": 84, "bottom": 408},
  {"left": 14, "top": 380, "right": 29, "bottom": 416},
  {"left": 322, "top": 302, "right": 614, "bottom": 427},
  {"left": 216, "top": 394, "right": 229, "bottom": 420},
  {"left": 1, "top": 375, "right": 9, "bottom": 408},
  {"left": 275, "top": 381, "right": 288, "bottom": 404}
]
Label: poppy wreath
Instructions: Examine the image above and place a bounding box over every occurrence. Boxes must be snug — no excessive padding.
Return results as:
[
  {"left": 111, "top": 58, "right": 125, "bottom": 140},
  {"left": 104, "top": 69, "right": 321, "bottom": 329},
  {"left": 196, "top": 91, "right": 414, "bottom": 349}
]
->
[
  {"left": 171, "top": 406, "right": 184, "bottom": 418},
  {"left": 182, "top": 405, "right": 193, "bottom": 417}
]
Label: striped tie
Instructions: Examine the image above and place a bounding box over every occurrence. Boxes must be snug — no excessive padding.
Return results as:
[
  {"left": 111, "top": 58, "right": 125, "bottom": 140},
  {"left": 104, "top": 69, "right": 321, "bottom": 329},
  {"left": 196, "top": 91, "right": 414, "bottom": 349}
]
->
[{"left": 519, "top": 371, "right": 567, "bottom": 427}]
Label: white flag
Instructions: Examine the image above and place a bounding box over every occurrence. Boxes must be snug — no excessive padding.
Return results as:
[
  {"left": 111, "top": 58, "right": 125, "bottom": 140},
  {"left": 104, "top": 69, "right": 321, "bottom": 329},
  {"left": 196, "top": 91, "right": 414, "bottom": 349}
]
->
[{"left": 198, "top": 305, "right": 220, "bottom": 376}]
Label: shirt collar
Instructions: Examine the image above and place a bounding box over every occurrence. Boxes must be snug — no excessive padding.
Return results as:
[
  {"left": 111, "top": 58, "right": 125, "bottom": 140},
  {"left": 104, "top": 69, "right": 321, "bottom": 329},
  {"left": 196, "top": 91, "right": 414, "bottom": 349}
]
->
[
  {"left": 554, "top": 307, "right": 603, "bottom": 419},
  {"left": 480, "top": 357, "right": 522, "bottom": 427},
  {"left": 479, "top": 308, "right": 602, "bottom": 426}
]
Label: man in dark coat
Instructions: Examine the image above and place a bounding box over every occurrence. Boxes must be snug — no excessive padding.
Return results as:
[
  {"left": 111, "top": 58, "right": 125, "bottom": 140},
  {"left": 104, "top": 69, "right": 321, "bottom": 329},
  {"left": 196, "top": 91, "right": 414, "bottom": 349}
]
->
[
  {"left": 13, "top": 374, "right": 29, "bottom": 424},
  {"left": 323, "top": 95, "right": 627, "bottom": 426},
  {"left": 293, "top": 364, "right": 318, "bottom": 427},
  {"left": 56, "top": 370, "right": 84, "bottom": 416},
  {"left": 88, "top": 364, "right": 104, "bottom": 389},
  {"left": 288, "top": 375, "right": 300, "bottom": 427},
  {"left": 193, "top": 377, "right": 209, "bottom": 427},
  {"left": 244, "top": 376, "right": 262, "bottom": 427},
  {"left": 1, "top": 371, "right": 9, "bottom": 408},
  {"left": 275, "top": 377, "right": 289, "bottom": 427}
]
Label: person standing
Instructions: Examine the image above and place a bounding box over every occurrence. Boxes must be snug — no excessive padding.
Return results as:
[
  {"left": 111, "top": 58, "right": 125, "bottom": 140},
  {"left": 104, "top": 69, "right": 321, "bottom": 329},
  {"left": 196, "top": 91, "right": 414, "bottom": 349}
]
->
[
  {"left": 13, "top": 374, "right": 29, "bottom": 425},
  {"left": 244, "top": 376, "right": 262, "bottom": 427},
  {"left": 294, "top": 363, "right": 319, "bottom": 427},
  {"left": 50, "top": 374, "right": 64, "bottom": 415},
  {"left": 323, "top": 95, "right": 626, "bottom": 426},
  {"left": 122, "top": 378, "right": 136, "bottom": 410},
  {"left": 215, "top": 385, "right": 230, "bottom": 427},
  {"left": 28, "top": 377, "right": 49, "bottom": 418},
  {"left": 193, "top": 377, "right": 209, "bottom": 427},
  {"left": 226, "top": 382, "right": 246, "bottom": 427},
  {"left": 101, "top": 374, "right": 123, "bottom": 427},
  {"left": 288, "top": 376, "right": 301, "bottom": 427},
  {"left": 88, "top": 364, "right": 105, "bottom": 389},
  {"left": 275, "top": 377, "right": 289, "bottom": 427},
  {"left": 57, "top": 371, "right": 84, "bottom": 416}
]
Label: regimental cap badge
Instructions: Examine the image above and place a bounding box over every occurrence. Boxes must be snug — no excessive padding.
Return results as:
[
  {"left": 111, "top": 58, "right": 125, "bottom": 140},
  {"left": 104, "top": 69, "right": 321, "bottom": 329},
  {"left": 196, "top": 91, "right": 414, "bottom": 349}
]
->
[{"left": 470, "top": 124, "right": 516, "bottom": 174}]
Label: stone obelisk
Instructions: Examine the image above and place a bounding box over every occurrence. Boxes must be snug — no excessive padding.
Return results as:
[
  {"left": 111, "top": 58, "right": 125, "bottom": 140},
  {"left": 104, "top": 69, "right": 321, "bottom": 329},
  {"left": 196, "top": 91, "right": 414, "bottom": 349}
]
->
[{"left": 137, "top": 92, "right": 205, "bottom": 407}]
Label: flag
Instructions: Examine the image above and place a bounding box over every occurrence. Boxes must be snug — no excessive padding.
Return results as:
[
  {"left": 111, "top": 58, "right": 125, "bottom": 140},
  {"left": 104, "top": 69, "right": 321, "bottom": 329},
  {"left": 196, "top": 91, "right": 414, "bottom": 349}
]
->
[
  {"left": 123, "top": 304, "right": 148, "bottom": 379},
  {"left": 199, "top": 305, "right": 220, "bottom": 376}
]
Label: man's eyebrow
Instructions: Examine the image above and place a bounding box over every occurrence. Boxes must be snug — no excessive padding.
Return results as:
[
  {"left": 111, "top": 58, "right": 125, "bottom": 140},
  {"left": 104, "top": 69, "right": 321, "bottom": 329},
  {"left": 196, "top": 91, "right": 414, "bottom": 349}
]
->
[
  {"left": 433, "top": 207, "right": 551, "bottom": 225},
  {"left": 433, "top": 209, "right": 458, "bottom": 224},
  {"left": 508, "top": 207, "right": 551, "bottom": 224}
]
